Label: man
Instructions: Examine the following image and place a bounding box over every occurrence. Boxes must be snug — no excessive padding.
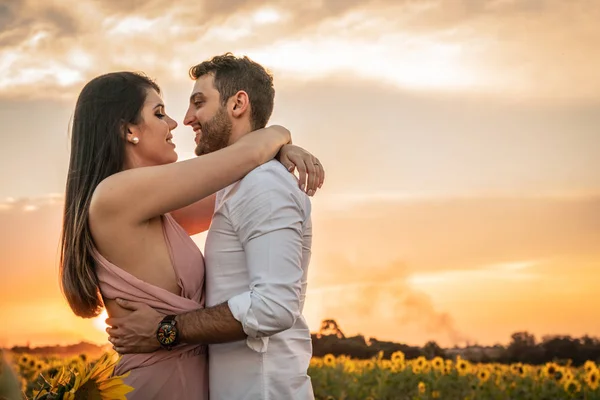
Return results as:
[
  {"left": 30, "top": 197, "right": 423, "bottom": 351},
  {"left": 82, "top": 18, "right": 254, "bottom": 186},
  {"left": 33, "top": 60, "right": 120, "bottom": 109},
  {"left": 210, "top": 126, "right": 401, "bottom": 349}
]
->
[{"left": 106, "top": 53, "right": 318, "bottom": 399}]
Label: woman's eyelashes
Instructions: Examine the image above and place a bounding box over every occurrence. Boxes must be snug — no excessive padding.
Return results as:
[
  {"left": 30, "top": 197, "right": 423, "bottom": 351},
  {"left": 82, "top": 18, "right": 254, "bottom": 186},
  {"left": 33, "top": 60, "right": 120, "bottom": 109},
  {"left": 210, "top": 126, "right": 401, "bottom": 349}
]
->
[{"left": 156, "top": 113, "right": 166, "bottom": 119}]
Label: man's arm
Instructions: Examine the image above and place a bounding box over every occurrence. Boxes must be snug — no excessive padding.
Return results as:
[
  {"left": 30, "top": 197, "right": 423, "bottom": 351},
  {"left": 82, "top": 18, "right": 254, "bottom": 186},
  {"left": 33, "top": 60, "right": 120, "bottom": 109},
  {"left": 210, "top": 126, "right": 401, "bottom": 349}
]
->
[
  {"left": 170, "top": 194, "right": 216, "bottom": 235},
  {"left": 177, "top": 302, "right": 245, "bottom": 344},
  {"left": 106, "top": 299, "right": 245, "bottom": 353}
]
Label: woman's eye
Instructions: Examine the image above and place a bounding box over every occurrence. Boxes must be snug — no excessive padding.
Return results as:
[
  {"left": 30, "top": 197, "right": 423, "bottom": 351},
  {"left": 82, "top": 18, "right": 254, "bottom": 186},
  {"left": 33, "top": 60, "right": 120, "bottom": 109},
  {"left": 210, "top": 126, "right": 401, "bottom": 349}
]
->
[{"left": 156, "top": 113, "right": 166, "bottom": 119}]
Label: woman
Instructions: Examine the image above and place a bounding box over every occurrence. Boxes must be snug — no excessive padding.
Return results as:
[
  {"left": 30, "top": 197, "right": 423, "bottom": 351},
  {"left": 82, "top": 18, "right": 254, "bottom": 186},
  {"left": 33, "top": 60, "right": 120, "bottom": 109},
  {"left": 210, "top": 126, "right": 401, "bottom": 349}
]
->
[{"left": 59, "top": 71, "right": 323, "bottom": 399}]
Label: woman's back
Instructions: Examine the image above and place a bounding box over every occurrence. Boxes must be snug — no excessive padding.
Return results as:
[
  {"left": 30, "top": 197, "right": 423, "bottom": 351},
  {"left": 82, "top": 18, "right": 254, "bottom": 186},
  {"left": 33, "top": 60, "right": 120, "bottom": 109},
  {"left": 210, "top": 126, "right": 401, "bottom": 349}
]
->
[
  {"left": 91, "top": 213, "right": 182, "bottom": 299},
  {"left": 93, "top": 214, "right": 208, "bottom": 399}
]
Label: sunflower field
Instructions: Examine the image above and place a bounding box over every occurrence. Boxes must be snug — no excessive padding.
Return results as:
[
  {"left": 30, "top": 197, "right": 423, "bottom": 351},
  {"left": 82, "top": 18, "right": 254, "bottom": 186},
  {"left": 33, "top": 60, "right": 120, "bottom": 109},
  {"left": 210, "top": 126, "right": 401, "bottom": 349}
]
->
[
  {"left": 2, "top": 350, "right": 600, "bottom": 399},
  {"left": 309, "top": 352, "right": 600, "bottom": 399}
]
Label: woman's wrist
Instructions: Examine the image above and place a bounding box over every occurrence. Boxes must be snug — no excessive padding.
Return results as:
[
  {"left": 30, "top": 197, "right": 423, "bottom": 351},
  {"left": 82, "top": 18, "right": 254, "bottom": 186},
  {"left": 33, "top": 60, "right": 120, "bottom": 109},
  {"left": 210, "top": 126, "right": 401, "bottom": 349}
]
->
[{"left": 268, "top": 125, "right": 291, "bottom": 145}]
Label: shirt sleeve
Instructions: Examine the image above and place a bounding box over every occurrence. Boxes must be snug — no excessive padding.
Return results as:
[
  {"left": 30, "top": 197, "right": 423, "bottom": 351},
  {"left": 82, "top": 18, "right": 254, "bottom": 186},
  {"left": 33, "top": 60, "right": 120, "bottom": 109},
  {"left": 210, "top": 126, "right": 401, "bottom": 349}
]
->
[{"left": 226, "top": 165, "right": 308, "bottom": 353}]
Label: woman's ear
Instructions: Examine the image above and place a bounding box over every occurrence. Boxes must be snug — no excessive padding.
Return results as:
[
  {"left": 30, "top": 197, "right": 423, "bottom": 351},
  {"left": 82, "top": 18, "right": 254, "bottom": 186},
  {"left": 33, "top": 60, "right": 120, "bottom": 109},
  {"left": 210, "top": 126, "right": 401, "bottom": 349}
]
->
[
  {"left": 123, "top": 123, "right": 140, "bottom": 144},
  {"left": 230, "top": 90, "right": 250, "bottom": 118}
]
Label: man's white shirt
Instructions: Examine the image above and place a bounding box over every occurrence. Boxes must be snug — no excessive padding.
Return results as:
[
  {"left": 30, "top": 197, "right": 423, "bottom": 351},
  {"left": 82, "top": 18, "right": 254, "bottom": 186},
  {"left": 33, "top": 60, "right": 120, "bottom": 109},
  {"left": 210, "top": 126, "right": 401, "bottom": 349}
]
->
[{"left": 204, "top": 160, "right": 314, "bottom": 400}]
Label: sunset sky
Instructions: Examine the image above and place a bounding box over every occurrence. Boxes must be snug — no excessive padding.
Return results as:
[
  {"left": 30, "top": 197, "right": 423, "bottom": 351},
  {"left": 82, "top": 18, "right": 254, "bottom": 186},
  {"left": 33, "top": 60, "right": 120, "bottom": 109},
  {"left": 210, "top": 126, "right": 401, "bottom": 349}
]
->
[{"left": 1, "top": 0, "right": 599, "bottom": 349}]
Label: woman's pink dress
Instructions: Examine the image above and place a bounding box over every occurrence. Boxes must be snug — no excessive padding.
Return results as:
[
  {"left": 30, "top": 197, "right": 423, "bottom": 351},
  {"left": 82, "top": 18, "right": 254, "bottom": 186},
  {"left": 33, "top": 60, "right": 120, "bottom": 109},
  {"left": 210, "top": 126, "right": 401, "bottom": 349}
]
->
[{"left": 94, "top": 214, "right": 208, "bottom": 400}]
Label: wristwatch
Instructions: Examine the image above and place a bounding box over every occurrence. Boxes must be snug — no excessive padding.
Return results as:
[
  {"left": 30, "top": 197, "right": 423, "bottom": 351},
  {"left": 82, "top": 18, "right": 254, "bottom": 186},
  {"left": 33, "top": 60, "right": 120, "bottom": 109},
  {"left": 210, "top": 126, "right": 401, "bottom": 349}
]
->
[{"left": 156, "top": 315, "right": 179, "bottom": 350}]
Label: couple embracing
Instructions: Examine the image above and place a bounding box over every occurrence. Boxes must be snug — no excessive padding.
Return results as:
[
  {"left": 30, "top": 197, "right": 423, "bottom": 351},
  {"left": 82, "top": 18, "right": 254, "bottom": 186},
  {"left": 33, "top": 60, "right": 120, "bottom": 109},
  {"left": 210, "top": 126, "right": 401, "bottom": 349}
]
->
[{"left": 60, "top": 53, "right": 323, "bottom": 399}]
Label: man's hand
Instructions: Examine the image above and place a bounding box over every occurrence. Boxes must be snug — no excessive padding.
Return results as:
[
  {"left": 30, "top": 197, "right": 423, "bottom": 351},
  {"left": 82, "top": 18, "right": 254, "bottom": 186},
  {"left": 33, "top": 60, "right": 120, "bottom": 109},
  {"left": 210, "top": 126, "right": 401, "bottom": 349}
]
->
[{"left": 105, "top": 298, "right": 164, "bottom": 354}]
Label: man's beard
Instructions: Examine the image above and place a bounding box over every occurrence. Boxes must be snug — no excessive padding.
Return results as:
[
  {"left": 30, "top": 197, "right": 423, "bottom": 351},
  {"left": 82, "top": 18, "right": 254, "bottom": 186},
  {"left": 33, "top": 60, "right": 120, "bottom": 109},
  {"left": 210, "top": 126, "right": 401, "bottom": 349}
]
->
[{"left": 195, "top": 106, "right": 233, "bottom": 156}]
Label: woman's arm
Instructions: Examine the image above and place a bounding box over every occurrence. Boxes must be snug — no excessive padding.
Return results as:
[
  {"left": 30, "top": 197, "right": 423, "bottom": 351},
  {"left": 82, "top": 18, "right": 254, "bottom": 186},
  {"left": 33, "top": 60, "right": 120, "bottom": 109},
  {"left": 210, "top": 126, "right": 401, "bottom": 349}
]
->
[
  {"left": 90, "top": 126, "right": 290, "bottom": 226},
  {"left": 168, "top": 124, "right": 326, "bottom": 235},
  {"left": 170, "top": 144, "right": 326, "bottom": 236}
]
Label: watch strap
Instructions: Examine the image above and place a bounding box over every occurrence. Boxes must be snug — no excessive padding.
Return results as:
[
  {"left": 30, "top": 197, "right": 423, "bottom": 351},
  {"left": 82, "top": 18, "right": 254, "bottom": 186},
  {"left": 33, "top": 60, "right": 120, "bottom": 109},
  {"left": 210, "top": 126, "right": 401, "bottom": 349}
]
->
[{"left": 160, "top": 315, "right": 177, "bottom": 325}]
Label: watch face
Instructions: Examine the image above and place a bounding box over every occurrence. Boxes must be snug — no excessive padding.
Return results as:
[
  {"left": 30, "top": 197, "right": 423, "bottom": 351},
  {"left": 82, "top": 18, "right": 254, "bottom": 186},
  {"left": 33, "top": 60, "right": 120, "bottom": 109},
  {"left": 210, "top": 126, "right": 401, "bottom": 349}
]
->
[{"left": 157, "top": 323, "right": 177, "bottom": 345}]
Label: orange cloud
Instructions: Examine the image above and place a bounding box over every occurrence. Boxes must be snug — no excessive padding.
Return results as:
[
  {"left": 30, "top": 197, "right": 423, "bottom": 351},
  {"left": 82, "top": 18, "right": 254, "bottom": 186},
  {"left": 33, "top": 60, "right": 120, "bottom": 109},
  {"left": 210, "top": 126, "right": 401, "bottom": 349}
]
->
[{"left": 1, "top": 0, "right": 599, "bottom": 100}]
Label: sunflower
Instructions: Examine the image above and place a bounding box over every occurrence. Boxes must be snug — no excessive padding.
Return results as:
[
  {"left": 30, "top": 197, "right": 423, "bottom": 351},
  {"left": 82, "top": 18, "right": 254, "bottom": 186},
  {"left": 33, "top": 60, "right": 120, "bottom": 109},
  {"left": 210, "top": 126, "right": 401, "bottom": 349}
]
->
[
  {"left": 561, "top": 369, "right": 574, "bottom": 384},
  {"left": 310, "top": 358, "right": 323, "bottom": 368},
  {"left": 62, "top": 352, "right": 133, "bottom": 400},
  {"left": 510, "top": 362, "right": 525, "bottom": 377},
  {"left": 477, "top": 368, "right": 491, "bottom": 383},
  {"left": 543, "top": 362, "right": 560, "bottom": 378},
  {"left": 391, "top": 360, "right": 406, "bottom": 373},
  {"left": 518, "top": 364, "right": 530, "bottom": 378},
  {"left": 456, "top": 359, "right": 470, "bottom": 376},
  {"left": 563, "top": 379, "right": 581, "bottom": 394},
  {"left": 415, "top": 356, "right": 427, "bottom": 369},
  {"left": 323, "top": 354, "right": 336, "bottom": 367},
  {"left": 411, "top": 364, "right": 423, "bottom": 374},
  {"left": 432, "top": 390, "right": 440, "bottom": 398},
  {"left": 586, "top": 367, "right": 599, "bottom": 390},
  {"left": 418, "top": 381, "right": 426, "bottom": 394},
  {"left": 584, "top": 360, "right": 597, "bottom": 374},
  {"left": 553, "top": 368, "right": 564, "bottom": 382},
  {"left": 422, "top": 362, "right": 431, "bottom": 374},
  {"left": 391, "top": 351, "right": 405, "bottom": 364},
  {"left": 431, "top": 357, "right": 444, "bottom": 371}
]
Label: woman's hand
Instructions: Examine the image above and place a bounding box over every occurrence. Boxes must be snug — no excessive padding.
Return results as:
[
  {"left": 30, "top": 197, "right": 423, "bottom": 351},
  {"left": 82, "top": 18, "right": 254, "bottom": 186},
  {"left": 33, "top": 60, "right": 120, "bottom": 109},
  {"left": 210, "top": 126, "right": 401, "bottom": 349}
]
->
[{"left": 278, "top": 144, "right": 325, "bottom": 196}]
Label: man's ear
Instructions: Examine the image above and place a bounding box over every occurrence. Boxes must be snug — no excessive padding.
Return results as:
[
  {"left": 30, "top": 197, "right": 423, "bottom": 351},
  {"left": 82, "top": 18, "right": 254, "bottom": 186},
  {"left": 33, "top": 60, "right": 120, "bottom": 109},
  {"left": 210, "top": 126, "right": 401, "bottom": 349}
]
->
[{"left": 230, "top": 90, "right": 250, "bottom": 119}]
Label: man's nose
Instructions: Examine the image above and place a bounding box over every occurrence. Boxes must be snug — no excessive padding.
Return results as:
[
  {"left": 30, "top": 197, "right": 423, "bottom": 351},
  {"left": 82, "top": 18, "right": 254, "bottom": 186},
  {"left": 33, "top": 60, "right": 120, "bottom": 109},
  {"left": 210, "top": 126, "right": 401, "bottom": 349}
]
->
[{"left": 183, "top": 107, "right": 195, "bottom": 126}]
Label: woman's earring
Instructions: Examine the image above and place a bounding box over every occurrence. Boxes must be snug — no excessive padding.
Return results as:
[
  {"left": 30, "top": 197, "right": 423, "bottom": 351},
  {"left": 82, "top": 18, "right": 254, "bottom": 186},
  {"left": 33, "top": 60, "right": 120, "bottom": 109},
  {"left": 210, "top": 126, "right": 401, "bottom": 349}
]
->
[{"left": 132, "top": 137, "right": 139, "bottom": 144}]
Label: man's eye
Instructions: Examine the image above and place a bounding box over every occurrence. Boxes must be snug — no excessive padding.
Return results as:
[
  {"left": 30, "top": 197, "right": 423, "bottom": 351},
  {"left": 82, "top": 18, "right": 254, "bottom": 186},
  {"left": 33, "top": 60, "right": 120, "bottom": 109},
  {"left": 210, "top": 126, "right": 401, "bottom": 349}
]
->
[{"left": 194, "top": 101, "right": 203, "bottom": 107}]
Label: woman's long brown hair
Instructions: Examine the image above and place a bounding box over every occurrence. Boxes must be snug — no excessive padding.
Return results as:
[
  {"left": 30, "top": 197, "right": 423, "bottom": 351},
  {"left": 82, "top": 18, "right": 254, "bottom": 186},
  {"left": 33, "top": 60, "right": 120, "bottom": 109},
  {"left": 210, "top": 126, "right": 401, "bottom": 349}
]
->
[{"left": 60, "top": 72, "right": 159, "bottom": 318}]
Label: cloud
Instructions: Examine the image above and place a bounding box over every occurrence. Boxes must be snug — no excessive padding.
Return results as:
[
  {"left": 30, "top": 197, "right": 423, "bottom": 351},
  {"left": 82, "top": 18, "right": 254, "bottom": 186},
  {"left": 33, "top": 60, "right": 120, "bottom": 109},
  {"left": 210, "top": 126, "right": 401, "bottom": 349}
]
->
[
  {"left": 0, "top": 1, "right": 82, "bottom": 46},
  {"left": 407, "top": 260, "right": 541, "bottom": 286},
  {"left": 304, "top": 257, "right": 471, "bottom": 345},
  {"left": 0, "top": 0, "right": 599, "bottom": 99}
]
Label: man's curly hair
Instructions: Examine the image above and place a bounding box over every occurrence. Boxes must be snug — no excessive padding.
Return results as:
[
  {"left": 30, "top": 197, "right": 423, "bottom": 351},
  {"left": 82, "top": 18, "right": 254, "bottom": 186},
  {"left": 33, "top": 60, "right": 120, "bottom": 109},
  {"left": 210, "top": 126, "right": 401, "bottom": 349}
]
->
[{"left": 190, "top": 53, "right": 275, "bottom": 130}]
